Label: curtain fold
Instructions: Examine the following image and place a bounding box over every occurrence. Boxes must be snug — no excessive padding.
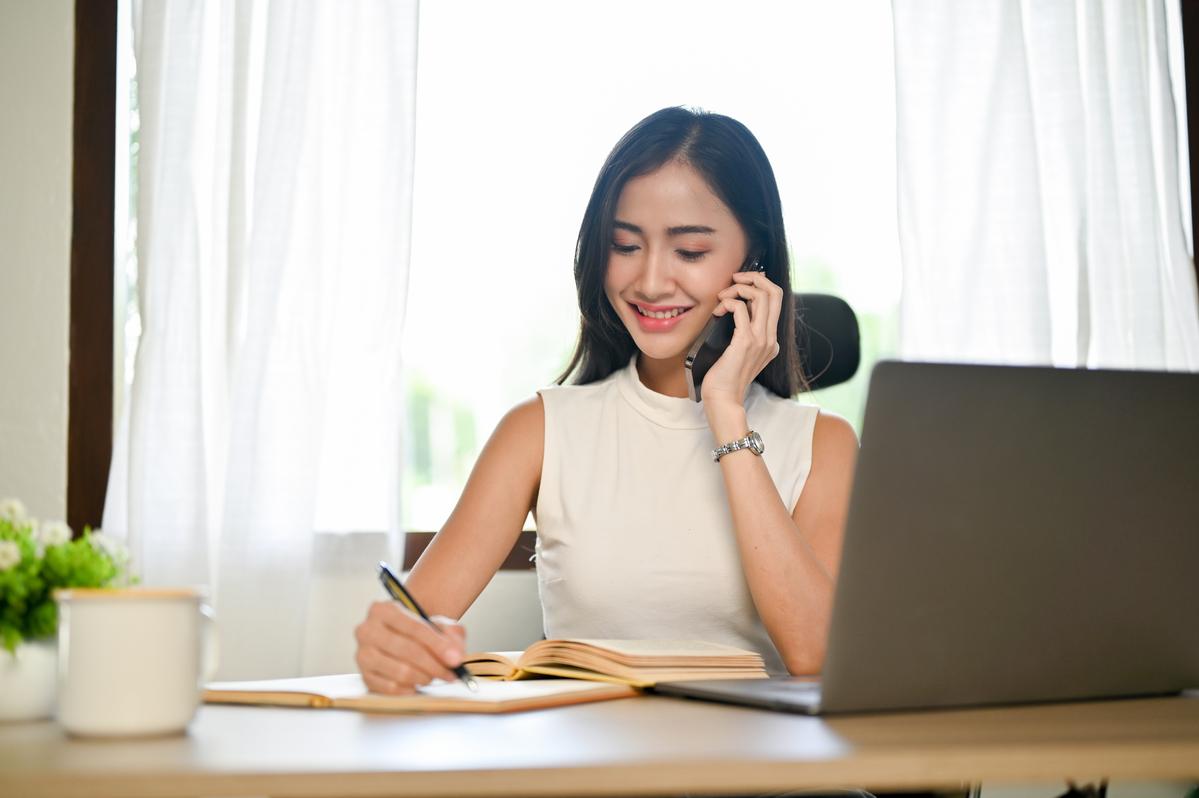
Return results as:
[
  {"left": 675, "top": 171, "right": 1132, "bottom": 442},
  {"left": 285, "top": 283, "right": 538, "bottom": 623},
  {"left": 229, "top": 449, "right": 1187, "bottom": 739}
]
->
[
  {"left": 894, "top": 0, "right": 1199, "bottom": 370},
  {"left": 105, "top": 0, "right": 418, "bottom": 680}
]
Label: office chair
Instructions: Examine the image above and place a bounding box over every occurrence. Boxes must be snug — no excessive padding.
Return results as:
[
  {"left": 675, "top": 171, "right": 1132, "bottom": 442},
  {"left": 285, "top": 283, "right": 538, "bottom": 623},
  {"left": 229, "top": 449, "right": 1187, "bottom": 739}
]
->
[{"left": 795, "top": 292, "right": 860, "bottom": 391}]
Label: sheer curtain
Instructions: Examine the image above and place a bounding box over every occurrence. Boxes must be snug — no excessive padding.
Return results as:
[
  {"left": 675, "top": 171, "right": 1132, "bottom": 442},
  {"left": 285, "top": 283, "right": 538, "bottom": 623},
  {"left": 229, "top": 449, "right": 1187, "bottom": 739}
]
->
[
  {"left": 104, "top": 0, "right": 418, "bottom": 679},
  {"left": 893, "top": 0, "right": 1199, "bottom": 369}
]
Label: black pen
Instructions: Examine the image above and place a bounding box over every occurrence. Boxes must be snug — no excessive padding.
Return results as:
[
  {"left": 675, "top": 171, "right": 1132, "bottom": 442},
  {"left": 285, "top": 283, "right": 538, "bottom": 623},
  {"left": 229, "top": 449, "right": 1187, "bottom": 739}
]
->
[{"left": 375, "top": 561, "right": 480, "bottom": 692}]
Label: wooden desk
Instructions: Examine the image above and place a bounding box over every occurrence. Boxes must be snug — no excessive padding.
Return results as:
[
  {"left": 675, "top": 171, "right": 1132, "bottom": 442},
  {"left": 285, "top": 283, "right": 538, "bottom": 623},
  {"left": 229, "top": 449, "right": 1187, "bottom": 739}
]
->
[{"left": 1, "top": 693, "right": 1197, "bottom": 798}]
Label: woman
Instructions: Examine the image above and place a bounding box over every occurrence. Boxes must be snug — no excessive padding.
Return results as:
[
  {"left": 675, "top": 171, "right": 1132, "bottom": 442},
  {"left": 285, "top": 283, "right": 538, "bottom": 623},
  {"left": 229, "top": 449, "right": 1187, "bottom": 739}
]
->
[{"left": 355, "top": 107, "right": 859, "bottom": 693}]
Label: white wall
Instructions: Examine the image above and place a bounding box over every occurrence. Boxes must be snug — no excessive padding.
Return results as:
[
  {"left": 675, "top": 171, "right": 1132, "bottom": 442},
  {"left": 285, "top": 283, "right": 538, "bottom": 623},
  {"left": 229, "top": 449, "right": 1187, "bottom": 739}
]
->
[{"left": 0, "top": 1, "right": 75, "bottom": 522}]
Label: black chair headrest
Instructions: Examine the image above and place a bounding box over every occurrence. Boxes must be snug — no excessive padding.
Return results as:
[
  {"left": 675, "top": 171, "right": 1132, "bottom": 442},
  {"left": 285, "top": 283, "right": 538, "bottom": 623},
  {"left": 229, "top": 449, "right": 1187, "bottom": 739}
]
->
[{"left": 795, "top": 293, "right": 861, "bottom": 391}]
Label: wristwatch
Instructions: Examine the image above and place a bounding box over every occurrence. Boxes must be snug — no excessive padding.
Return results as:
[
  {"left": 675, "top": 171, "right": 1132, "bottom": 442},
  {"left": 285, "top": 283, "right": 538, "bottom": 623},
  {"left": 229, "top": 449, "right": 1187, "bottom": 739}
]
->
[{"left": 712, "top": 430, "right": 765, "bottom": 462}]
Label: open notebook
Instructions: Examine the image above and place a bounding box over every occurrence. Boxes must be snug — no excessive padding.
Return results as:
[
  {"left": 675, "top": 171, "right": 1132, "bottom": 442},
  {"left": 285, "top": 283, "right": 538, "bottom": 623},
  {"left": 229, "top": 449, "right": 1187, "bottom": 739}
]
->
[
  {"left": 205, "top": 640, "right": 765, "bottom": 713},
  {"left": 464, "top": 639, "right": 768, "bottom": 687},
  {"left": 203, "top": 673, "right": 637, "bottom": 714}
]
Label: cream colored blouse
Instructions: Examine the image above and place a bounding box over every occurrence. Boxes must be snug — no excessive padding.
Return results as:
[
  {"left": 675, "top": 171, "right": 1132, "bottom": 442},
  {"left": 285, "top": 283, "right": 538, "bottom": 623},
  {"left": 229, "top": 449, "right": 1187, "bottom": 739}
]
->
[{"left": 534, "top": 357, "right": 820, "bottom": 675}]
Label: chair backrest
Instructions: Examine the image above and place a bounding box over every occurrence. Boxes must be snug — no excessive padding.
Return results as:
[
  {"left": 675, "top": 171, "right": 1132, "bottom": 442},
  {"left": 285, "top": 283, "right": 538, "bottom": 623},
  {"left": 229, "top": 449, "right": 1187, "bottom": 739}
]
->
[{"left": 795, "top": 293, "right": 860, "bottom": 391}]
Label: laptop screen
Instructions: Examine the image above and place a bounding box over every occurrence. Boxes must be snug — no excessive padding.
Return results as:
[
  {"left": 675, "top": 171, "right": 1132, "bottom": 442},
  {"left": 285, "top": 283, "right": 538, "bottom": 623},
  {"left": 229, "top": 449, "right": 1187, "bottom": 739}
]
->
[{"left": 819, "top": 361, "right": 1199, "bottom": 713}]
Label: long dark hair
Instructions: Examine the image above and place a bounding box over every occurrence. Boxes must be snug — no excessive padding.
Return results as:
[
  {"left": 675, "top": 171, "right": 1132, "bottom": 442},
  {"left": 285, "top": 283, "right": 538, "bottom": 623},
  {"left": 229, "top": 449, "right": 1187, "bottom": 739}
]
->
[{"left": 557, "top": 106, "right": 805, "bottom": 398}]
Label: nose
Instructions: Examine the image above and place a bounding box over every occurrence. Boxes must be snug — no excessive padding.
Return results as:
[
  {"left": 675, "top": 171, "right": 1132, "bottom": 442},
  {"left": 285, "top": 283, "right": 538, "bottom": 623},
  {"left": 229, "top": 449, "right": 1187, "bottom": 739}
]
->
[{"left": 635, "top": 245, "right": 675, "bottom": 301}]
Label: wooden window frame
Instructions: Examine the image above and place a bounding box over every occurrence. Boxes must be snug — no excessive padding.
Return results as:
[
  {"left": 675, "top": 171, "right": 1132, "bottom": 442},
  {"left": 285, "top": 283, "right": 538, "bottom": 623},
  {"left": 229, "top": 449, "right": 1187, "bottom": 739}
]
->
[
  {"left": 1185, "top": 3, "right": 1199, "bottom": 263},
  {"left": 68, "top": 0, "right": 117, "bottom": 536}
]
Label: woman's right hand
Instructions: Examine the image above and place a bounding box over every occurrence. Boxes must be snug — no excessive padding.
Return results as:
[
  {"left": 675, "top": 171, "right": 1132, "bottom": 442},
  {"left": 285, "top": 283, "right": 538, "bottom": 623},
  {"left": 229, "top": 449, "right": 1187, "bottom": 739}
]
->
[{"left": 354, "top": 600, "right": 467, "bottom": 694}]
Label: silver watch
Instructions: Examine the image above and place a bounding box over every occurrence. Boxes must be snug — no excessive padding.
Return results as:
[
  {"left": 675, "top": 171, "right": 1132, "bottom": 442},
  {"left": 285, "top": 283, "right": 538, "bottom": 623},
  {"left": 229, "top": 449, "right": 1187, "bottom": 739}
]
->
[{"left": 712, "top": 430, "right": 765, "bottom": 462}]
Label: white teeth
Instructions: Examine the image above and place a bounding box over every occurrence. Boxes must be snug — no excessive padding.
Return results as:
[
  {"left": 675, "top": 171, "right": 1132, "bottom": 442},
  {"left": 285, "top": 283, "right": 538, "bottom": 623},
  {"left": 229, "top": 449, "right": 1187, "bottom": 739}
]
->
[{"left": 637, "top": 306, "right": 683, "bottom": 319}]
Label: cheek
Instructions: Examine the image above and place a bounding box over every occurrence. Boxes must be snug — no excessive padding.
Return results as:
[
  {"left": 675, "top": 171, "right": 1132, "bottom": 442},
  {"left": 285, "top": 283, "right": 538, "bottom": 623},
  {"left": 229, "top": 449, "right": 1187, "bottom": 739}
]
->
[
  {"left": 603, "top": 257, "right": 632, "bottom": 299},
  {"left": 686, "top": 270, "right": 737, "bottom": 306}
]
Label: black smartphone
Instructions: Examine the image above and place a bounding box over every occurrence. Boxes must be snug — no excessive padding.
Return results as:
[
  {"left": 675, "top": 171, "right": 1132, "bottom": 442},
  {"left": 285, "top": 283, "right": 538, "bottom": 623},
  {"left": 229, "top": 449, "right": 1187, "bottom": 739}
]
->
[{"left": 684, "top": 255, "right": 764, "bottom": 402}]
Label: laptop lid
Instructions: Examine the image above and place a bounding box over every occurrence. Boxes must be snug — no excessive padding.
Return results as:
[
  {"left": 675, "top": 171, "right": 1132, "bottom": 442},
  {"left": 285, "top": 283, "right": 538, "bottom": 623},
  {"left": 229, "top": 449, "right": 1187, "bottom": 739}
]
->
[{"left": 818, "top": 361, "right": 1199, "bottom": 713}]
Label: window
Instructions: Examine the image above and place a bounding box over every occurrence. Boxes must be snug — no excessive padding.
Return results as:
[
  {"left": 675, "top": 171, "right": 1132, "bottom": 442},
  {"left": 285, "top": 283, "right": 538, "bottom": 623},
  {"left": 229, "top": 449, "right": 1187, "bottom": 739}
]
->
[{"left": 113, "top": 2, "right": 901, "bottom": 536}]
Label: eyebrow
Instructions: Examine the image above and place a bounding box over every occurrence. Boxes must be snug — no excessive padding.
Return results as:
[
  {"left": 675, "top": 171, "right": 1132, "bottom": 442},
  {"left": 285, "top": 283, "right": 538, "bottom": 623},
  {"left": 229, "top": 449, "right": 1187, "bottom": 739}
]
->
[{"left": 612, "top": 220, "right": 717, "bottom": 236}]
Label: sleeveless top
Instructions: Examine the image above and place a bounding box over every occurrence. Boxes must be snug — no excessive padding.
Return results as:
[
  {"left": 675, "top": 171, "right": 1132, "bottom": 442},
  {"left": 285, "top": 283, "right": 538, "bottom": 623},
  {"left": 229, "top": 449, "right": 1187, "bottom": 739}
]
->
[{"left": 534, "top": 357, "right": 820, "bottom": 675}]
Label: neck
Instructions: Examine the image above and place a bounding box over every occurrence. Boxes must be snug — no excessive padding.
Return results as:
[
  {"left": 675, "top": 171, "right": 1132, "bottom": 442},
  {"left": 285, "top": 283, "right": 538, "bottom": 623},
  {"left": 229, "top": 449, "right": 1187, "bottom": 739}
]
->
[{"left": 635, "top": 352, "right": 690, "bottom": 398}]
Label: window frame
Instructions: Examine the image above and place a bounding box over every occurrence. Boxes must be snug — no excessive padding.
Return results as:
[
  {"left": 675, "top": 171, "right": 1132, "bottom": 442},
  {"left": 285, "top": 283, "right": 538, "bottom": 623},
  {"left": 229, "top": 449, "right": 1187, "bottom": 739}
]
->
[{"left": 68, "top": 0, "right": 117, "bottom": 535}]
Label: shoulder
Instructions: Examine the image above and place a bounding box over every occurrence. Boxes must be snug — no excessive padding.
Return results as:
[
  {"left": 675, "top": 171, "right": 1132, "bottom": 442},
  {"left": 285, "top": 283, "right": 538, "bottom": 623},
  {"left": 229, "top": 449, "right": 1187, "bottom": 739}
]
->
[
  {"left": 750, "top": 392, "right": 856, "bottom": 468},
  {"left": 810, "top": 409, "right": 859, "bottom": 474},
  {"left": 494, "top": 393, "right": 544, "bottom": 441},
  {"left": 474, "top": 395, "right": 545, "bottom": 485},
  {"left": 813, "top": 409, "right": 859, "bottom": 451}
]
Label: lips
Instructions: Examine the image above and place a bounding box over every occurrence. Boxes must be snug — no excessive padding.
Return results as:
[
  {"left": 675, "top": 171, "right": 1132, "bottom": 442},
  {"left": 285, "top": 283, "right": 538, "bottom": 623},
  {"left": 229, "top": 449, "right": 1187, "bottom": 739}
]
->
[{"left": 630, "top": 302, "right": 692, "bottom": 331}]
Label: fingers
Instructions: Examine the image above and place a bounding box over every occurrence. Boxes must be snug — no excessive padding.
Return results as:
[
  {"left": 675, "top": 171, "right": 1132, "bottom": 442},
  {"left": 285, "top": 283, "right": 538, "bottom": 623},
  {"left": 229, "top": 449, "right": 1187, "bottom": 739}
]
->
[
  {"left": 725, "top": 271, "right": 784, "bottom": 333},
  {"left": 702, "top": 271, "right": 785, "bottom": 406},
  {"left": 356, "top": 624, "right": 451, "bottom": 692},
  {"left": 431, "top": 615, "right": 467, "bottom": 662},
  {"left": 716, "top": 295, "right": 753, "bottom": 333},
  {"left": 354, "top": 601, "right": 466, "bottom": 695},
  {"left": 717, "top": 273, "right": 782, "bottom": 353},
  {"left": 378, "top": 602, "right": 465, "bottom": 664},
  {"left": 718, "top": 286, "right": 770, "bottom": 339}
]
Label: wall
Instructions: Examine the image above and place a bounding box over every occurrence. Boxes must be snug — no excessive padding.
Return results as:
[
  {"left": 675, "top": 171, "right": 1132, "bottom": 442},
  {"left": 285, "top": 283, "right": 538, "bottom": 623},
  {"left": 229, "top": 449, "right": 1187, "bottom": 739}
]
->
[{"left": 0, "top": 1, "right": 75, "bottom": 522}]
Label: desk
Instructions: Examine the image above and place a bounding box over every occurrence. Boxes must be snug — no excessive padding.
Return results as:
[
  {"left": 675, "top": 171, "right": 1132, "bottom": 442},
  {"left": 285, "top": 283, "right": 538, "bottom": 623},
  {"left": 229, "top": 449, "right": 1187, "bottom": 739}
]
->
[{"left": 1, "top": 693, "right": 1197, "bottom": 798}]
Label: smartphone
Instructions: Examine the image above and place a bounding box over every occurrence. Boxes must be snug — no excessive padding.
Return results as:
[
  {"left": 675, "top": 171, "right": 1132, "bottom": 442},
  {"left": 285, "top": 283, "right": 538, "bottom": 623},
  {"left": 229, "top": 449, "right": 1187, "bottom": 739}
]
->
[{"left": 684, "top": 255, "right": 764, "bottom": 402}]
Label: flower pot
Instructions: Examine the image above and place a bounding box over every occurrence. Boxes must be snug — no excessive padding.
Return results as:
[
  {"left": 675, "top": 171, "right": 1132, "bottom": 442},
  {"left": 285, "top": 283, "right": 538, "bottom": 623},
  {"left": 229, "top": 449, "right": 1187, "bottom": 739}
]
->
[{"left": 0, "top": 638, "right": 57, "bottom": 721}]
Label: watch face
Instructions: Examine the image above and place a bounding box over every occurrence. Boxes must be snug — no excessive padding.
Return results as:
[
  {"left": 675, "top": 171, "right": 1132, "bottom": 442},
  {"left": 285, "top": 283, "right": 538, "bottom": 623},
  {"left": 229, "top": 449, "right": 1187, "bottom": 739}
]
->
[{"left": 749, "top": 430, "right": 764, "bottom": 454}]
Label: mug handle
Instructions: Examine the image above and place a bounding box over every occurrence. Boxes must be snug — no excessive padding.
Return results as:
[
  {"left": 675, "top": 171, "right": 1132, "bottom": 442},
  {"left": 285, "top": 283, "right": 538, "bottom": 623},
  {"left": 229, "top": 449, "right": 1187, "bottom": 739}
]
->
[{"left": 199, "top": 603, "right": 220, "bottom": 683}]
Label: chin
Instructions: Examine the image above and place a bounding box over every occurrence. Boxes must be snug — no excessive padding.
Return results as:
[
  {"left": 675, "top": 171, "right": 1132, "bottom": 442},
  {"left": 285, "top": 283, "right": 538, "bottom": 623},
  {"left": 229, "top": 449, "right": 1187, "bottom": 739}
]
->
[{"left": 627, "top": 331, "right": 693, "bottom": 363}]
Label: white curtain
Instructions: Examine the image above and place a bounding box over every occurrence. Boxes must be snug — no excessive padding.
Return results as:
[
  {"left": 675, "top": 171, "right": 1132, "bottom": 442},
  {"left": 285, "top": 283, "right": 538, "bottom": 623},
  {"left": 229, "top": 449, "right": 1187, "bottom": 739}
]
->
[
  {"left": 104, "top": 0, "right": 418, "bottom": 679},
  {"left": 893, "top": 0, "right": 1199, "bottom": 369}
]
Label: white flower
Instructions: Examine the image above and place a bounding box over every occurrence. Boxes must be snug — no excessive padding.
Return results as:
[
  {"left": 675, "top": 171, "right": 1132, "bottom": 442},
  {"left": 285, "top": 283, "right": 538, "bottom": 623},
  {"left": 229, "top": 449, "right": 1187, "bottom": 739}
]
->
[
  {"left": 89, "top": 531, "right": 128, "bottom": 563},
  {"left": 0, "top": 540, "right": 21, "bottom": 571},
  {"left": 0, "top": 498, "right": 27, "bottom": 522},
  {"left": 37, "top": 521, "right": 72, "bottom": 547}
]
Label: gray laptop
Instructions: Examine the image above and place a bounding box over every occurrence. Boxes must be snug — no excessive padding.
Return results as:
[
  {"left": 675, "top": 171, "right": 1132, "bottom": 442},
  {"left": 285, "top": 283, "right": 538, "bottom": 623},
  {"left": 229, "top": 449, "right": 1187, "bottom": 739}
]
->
[{"left": 654, "top": 361, "right": 1199, "bottom": 714}]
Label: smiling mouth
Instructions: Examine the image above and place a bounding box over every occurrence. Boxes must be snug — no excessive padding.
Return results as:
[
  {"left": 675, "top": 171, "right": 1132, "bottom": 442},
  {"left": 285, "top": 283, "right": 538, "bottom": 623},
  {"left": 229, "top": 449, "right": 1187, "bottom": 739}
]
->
[{"left": 633, "top": 304, "right": 690, "bottom": 320}]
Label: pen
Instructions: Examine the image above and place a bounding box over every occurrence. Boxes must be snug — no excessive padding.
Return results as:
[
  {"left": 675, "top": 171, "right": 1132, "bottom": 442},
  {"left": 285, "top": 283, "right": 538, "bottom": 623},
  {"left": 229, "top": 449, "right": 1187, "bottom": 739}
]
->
[{"left": 375, "top": 561, "right": 480, "bottom": 692}]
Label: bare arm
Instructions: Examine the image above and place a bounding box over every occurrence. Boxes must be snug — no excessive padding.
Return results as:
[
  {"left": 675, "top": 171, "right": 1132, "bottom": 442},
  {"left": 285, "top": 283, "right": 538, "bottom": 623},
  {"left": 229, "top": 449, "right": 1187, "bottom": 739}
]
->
[
  {"left": 405, "top": 395, "right": 545, "bottom": 617},
  {"left": 700, "top": 270, "right": 859, "bottom": 675},
  {"left": 355, "top": 395, "right": 544, "bottom": 693},
  {"left": 709, "top": 407, "right": 858, "bottom": 675}
]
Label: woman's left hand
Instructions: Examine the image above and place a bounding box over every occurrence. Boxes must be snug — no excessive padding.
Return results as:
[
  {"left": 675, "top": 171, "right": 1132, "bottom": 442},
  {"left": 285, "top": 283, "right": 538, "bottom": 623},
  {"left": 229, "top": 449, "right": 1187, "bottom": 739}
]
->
[{"left": 700, "top": 270, "right": 784, "bottom": 418}]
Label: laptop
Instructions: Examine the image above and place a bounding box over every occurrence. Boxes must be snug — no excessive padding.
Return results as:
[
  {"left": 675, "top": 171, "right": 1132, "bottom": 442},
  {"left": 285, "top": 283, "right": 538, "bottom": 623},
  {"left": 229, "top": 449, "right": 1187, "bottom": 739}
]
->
[{"left": 653, "top": 361, "right": 1199, "bottom": 714}]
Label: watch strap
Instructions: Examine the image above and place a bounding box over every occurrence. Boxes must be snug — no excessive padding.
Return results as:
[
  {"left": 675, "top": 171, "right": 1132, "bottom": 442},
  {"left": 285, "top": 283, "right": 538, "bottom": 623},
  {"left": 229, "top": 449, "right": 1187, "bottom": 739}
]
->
[{"left": 712, "top": 430, "right": 764, "bottom": 462}]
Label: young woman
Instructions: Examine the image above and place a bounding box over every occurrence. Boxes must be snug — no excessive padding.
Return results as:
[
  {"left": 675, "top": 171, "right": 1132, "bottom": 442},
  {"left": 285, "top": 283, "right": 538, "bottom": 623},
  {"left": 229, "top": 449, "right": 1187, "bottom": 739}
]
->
[{"left": 355, "top": 107, "right": 859, "bottom": 693}]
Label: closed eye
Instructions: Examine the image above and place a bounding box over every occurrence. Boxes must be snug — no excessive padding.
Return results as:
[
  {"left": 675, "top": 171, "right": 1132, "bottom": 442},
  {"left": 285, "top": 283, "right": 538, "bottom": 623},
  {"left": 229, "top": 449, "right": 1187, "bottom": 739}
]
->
[
  {"left": 677, "top": 250, "right": 707, "bottom": 261},
  {"left": 611, "top": 243, "right": 639, "bottom": 255}
]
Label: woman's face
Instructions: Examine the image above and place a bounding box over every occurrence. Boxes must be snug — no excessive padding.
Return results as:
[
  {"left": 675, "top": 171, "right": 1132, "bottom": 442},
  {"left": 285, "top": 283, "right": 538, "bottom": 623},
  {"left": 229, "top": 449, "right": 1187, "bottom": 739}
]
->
[{"left": 604, "top": 160, "right": 749, "bottom": 363}]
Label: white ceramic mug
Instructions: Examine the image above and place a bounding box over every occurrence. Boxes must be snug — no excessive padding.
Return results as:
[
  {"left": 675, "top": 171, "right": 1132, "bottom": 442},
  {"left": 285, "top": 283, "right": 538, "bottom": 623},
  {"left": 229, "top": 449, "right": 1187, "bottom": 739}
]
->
[{"left": 54, "top": 587, "right": 217, "bottom": 737}]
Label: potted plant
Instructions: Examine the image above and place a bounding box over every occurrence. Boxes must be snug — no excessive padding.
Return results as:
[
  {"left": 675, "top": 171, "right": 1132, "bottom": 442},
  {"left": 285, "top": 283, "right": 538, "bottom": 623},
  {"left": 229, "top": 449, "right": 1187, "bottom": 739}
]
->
[{"left": 0, "top": 498, "right": 133, "bottom": 721}]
